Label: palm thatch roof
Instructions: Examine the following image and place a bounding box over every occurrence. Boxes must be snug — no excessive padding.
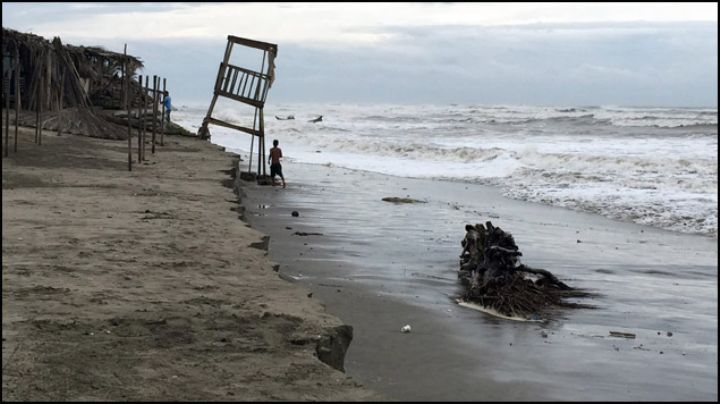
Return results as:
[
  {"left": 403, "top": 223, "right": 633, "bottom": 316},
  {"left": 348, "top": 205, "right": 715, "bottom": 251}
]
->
[{"left": 2, "top": 27, "right": 150, "bottom": 139}]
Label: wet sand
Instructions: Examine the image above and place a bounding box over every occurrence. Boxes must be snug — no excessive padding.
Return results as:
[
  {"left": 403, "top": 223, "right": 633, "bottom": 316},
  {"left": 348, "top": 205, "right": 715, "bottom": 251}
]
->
[
  {"left": 238, "top": 160, "right": 718, "bottom": 401},
  {"left": 1, "top": 127, "right": 380, "bottom": 401}
]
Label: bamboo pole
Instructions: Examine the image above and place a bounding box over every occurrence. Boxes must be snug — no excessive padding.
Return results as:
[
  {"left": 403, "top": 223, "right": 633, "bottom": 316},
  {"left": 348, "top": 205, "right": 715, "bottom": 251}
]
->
[
  {"left": 151, "top": 75, "right": 157, "bottom": 154},
  {"left": 160, "top": 78, "right": 166, "bottom": 146},
  {"left": 138, "top": 74, "right": 142, "bottom": 163},
  {"left": 38, "top": 70, "right": 43, "bottom": 146},
  {"left": 4, "top": 69, "right": 10, "bottom": 157},
  {"left": 261, "top": 109, "right": 266, "bottom": 176},
  {"left": 125, "top": 44, "right": 132, "bottom": 171},
  {"left": 142, "top": 75, "right": 148, "bottom": 160},
  {"left": 35, "top": 61, "right": 40, "bottom": 144},
  {"left": 14, "top": 48, "right": 20, "bottom": 153},
  {"left": 248, "top": 107, "right": 258, "bottom": 173}
]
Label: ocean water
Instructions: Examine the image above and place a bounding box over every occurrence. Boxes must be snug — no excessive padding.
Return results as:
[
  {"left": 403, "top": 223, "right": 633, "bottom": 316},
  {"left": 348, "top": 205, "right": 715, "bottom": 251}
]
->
[{"left": 172, "top": 103, "right": 718, "bottom": 237}]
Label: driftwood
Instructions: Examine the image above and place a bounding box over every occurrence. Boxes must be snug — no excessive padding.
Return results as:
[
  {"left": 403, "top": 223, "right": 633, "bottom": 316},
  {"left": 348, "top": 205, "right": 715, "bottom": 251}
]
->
[{"left": 458, "top": 221, "right": 592, "bottom": 319}]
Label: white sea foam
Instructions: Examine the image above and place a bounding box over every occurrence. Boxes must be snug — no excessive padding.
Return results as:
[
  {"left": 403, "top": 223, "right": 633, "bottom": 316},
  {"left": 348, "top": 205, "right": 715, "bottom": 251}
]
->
[{"left": 173, "top": 103, "right": 718, "bottom": 237}]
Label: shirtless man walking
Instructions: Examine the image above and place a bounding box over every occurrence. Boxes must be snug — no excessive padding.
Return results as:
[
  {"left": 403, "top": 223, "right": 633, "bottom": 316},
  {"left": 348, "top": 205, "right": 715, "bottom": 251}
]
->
[{"left": 268, "top": 139, "right": 286, "bottom": 188}]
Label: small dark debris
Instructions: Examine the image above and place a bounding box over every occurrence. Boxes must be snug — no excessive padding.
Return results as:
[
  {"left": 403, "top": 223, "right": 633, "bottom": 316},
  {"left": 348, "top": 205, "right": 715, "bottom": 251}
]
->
[
  {"left": 667, "top": 331, "right": 673, "bottom": 337},
  {"left": 294, "top": 231, "right": 323, "bottom": 236},
  {"left": 307, "top": 293, "right": 313, "bottom": 298},
  {"left": 576, "top": 239, "right": 582, "bottom": 243},
  {"left": 291, "top": 211, "right": 299, "bottom": 217}
]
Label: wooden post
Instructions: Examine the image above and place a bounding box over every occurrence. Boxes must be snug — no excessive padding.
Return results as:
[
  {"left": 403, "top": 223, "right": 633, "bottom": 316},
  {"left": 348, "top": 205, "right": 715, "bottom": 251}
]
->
[
  {"left": 142, "top": 75, "right": 148, "bottom": 161},
  {"left": 35, "top": 60, "right": 45, "bottom": 145},
  {"left": 125, "top": 44, "right": 132, "bottom": 171},
  {"left": 248, "top": 131, "right": 254, "bottom": 173},
  {"left": 138, "top": 74, "right": 142, "bottom": 163},
  {"left": 35, "top": 62, "right": 40, "bottom": 144},
  {"left": 199, "top": 41, "right": 233, "bottom": 138},
  {"left": 260, "top": 108, "right": 266, "bottom": 176},
  {"left": 160, "top": 78, "right": 166, "bottom": 146},
  {"left": 151, "top": 75, "right": 157, "bottom": 154},
  {"left": 14, "top": 48, "right": 20, "bottom": 153},
  {"left": 4, "top": 69, "right": 9, "bottom": 157},
  {"left": 248, "top": 107, "right": 258, "bottom": 173}
]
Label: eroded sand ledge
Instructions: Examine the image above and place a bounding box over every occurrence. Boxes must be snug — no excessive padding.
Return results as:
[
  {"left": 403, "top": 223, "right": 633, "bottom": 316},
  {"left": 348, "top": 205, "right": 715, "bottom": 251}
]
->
[{"left": 1, "top": 127, "right": 379, "bottom": 401}]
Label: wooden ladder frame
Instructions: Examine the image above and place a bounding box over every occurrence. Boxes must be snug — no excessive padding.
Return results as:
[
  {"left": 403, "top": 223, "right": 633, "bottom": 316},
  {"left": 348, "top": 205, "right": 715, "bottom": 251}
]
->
[{"left": 199, "top": 35, "right": 277, "bottom": 177}]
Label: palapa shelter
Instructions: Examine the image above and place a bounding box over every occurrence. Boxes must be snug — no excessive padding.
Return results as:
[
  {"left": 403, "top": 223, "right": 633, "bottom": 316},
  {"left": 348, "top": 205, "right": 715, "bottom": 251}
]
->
[{"left": 2, "top": 28, "right": 145, "bottom": 139}]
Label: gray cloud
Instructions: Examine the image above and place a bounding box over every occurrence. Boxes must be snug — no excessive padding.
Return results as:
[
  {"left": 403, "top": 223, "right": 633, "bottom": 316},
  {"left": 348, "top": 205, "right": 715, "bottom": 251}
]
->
[{"left": 2, "top": 7, "right": 716, "bottom": 107}]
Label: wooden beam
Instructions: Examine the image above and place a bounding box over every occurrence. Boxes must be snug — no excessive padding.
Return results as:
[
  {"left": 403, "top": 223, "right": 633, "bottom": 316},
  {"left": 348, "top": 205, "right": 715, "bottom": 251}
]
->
[
  {"left": 205, "top": 117, "right": 260, "bottom": 137},
  {"left": 227, "top": 35, "right": 278, "bottom": 52},
  {"left": 216, "top": 90, "right": 264, "bottom": 108}
]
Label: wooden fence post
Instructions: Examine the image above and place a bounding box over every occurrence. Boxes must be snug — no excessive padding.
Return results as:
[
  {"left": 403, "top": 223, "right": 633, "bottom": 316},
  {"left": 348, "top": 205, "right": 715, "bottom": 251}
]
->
[
  {"left": 4, "top": 68, "right": 9, "bottom": 157},
  {"left": 151, "top": 75, "right": 157, "bottom": 154},
  {"left": 138, "top": 74, "right": 142, "bottom": 163},
  {"left": 125, "top": 44, "right": 132, "bottom": 171},
  {"left": 14, "top": 48, "right": 21, "bottom": 153},
  {"left": 160, "top": 78, "right": 166, "bottom": 146}
]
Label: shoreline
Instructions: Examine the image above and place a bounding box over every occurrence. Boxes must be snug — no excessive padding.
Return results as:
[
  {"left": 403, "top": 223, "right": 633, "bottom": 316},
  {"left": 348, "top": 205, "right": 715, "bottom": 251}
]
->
[
  {"left": 1, "top": 126, "right": 381, "bottom": 401},
  {"left": 216, "top": 141, "right": 717, "bottom": 241},
  {"left": 236, "top": 158, "right": 718, "bottom": 401}
]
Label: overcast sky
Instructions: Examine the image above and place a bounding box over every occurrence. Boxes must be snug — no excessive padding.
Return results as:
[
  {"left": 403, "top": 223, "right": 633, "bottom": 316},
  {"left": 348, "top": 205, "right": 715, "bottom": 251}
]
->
[{"left": 2, "top": 2, "right": 717, "bottom": 107}]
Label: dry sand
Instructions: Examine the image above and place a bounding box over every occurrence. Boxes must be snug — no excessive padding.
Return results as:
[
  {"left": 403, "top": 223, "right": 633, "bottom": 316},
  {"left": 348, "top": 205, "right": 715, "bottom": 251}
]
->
[{"left": 1, "top": 126, "right": 381, "bottom": 401}]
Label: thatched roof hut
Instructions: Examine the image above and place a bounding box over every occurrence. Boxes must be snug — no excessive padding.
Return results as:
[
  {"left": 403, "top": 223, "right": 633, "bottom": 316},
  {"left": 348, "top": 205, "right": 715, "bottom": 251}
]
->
[{"left": 2, "top": 28, "right": 144, "bottom": 111}]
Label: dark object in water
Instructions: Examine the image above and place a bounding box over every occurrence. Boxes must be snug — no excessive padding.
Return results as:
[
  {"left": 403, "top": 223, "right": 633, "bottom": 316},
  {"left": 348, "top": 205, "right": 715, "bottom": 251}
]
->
[
  {"left": 275, "top": 115, "right": 295, "bottom": 120},
  {"left": 291, "top": 211, "right": 299, "bottom": 217},
  {"left": 458, "top": 221, "right": 593, "bottom": 319},
  {"left": 609, "top": 331, "right": 636, "bottom": 339},
  {"left": 309, "top": 115, "right": 323, "bottom": 123},
  {"left": 381, "top": 197, "right": 425, "bottom": 204},
  {"left": 294, "top": 231, "right": 323, "bottom": 236}
]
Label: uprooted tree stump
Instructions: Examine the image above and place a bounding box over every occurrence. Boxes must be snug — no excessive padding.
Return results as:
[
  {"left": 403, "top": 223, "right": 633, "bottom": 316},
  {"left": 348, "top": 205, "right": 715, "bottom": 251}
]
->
[{"left": 458, "top": 221, "right": 593, "bottom": 319}]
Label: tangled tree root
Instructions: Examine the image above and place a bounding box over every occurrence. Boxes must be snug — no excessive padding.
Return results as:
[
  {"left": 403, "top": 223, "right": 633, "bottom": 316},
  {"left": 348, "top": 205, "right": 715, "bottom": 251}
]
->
[{"left": 458, "top": 221, "right": 594, "bottom": 319}]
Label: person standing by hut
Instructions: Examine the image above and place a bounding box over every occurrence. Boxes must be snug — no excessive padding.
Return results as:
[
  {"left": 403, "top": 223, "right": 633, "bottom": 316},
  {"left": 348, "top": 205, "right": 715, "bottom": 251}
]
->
[{"left": 162, "top": 90, "right": 172, "bottom": 123}]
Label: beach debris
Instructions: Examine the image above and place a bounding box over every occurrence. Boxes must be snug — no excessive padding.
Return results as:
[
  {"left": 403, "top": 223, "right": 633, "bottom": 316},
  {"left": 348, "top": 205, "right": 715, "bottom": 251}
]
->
[
  {"left": 248, "top": 235, "right": 270, "bottom": 251},
  {"left": 275, "top": 115, "right": 295, "bottom": 120},
  {"left": 292, "top": 211, "right": 300, "bottom": 217},
  {"left": 307, "top": 293, "right": 313, "bottom": 298},
  {"left": 309, "top": 115, "right": 323, "bottom": 123},
  {"left": 382, "top": 197, "right": 426, "bottom": 204},
  {"left": 294, "top": 231, "right": 323, "bottom": 236},
  {"left": 239, "top": 171, "right": 257, "bottom": 182},
  {"left": 457, "top": 221, "right": 594, "bottom": 319},
  {"left": 400, "top": 325, "right": 412, "bottom": 333},
  {"left": 609, "top": 331, "right": 636, "bottom": 339}
]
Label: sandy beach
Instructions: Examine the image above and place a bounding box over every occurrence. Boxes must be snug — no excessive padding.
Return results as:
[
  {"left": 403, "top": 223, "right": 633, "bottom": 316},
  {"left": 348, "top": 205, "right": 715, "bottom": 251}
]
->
[{"left": 1, "top": 126, "right": 380, "bottom": 401}]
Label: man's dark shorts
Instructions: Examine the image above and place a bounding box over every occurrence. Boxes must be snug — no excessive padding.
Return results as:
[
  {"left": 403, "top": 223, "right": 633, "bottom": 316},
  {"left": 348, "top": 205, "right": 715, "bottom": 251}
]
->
[{"left": 270, "top": 163, "right": 283, "bottom": 178}]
